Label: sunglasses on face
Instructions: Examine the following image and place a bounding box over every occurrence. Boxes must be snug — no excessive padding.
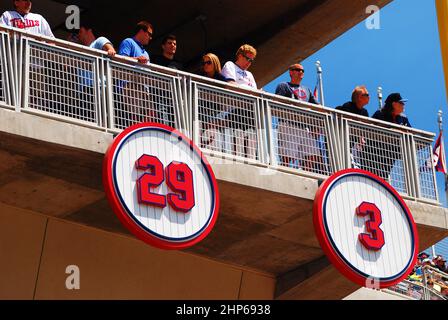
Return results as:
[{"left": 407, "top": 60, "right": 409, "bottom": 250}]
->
[
  {"left": 361, "top": 93, "right": 370, "bottom": 97},
  {"left": 291, "top": 68, "right": 304, "bottom": 73},
  {"left": 201, "top": 60, "right": 212, "bottom": 66},
  {"left": 241, "top": 53, "right": 254, "bottom": 63}
]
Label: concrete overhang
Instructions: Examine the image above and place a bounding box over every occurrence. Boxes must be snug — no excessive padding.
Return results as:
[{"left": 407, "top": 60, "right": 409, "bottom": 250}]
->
[
  {"left": 0, "top": 108, "right": 446, "bottom": 299},
  {"left": 0, "top": 0, "right": 392, "bottom": 86}
]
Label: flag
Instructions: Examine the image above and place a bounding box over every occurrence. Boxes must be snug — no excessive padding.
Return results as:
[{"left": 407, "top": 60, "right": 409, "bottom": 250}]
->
[{"left": 433, "top": 131, "right": 447, "bottom": 174}]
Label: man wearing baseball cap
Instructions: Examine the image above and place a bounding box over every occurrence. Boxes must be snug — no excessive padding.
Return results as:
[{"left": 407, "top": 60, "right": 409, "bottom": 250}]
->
[
  {"left": 360, "top": 93, "right": 411, "bottom": 180},
  {"left": 372, "top": 92, "right": 411, "bottom": 127}
]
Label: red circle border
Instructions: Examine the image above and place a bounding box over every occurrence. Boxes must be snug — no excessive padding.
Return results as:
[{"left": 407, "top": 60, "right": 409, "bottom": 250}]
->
[
  {"left": 313, "top": 169, "right": 419, "bottom": 288},
  {"left": 103, "top": 122, "right": 220, "bottom": 250}
]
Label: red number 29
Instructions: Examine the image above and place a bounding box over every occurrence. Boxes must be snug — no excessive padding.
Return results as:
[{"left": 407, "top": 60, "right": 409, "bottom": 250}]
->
[
  {"left": 356, "top": 202, "right": 385, "bottom": 251},
  {"left": 136, "top": 155, "right": 195, "bottom": 213}
]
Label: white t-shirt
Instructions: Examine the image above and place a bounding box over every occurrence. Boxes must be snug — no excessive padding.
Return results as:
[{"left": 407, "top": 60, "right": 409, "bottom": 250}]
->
[
  {"left": 221, "top": 61, "right": 257, "bottom": 89},
  {"left": 0, "top": 11, "right": 54, "bottom": 38}
]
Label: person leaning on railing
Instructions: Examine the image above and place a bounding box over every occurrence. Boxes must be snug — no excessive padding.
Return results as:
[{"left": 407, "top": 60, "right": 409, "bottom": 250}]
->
[
  {"left": 115, "top": 21, "right": 154, "bottom": 128},
  {"left": 359, "top": 93, "right": 411, "bottom": 180},
  {"left": 218, "top": 44, "right": 258, "bottom": 159},
  {"left": 66, "top": 24, "right": 117, "bottom": 121},
  {"left": 118, "top": 21, "right": 152, "bottom": 65},
  {"left": 76, "top": 24, "right": 116, "bottom": 56}
]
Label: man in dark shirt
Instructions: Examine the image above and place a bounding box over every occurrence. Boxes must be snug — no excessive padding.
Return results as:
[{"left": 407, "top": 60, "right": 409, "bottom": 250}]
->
[
  {"left": 152, "top": 34, "right": 183, "bottom": 70},
  {"left": 275, "top": 63, "right": 317, "bottom": 104},
  {"left": 274, "top": 64, "right": 323, "bottom": 171},
  {"left": 336, "top": 86, "right": 370, "bottom": 169},
  {"left": 336, "top": 85, "right": 370, "bottom": 116}
]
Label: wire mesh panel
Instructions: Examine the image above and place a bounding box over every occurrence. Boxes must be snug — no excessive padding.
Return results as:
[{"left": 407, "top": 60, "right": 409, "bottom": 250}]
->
[
  {"left": 0, "top": 32, "right": 10, "bottom": 107},
  {"left": 269, "top": 103, "right": 333, "bottom": 176},
  {"left": 347, "top": 121, "right": 408, "bottom": 195},
  {"left": 195, "top": 84, "right": 259, "bottom": 161},
  {"left": 414, "top": 138, "right": 438, "bottom": 201},
  {"left": 25, "top": 40, "right": 100, "bottom": 124},
  {"left": 386, "top": 280, "right": 424, "bottom": 300},
  {"left": 110, "top": 64, "right": 178, "bottom": 130}
]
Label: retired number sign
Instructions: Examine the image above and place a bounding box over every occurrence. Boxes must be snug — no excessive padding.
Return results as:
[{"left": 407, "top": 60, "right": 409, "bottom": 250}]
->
[
  {"left": 103, "top": 123, "right": 220, "bottom": 250},
  {"left": 313, "top": 169, "right": 418, "bottom": 288}
]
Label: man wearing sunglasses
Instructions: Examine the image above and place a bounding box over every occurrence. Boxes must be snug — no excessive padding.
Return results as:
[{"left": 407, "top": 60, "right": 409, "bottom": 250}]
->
[
  {"left": 118, "top": 21, "right": 153, "bottom": 64},
  {"left": 335, "top": 86, "right": 370, "bottom": 169},
  {"left": 274, "top": 64, "right": 324, "bottom": 171},
  {"left": 1, "top": 0, "right": 54, "bottom": 37},
  {"left": 219, "top": 44, "right": 258, "bottom": 159},
  {"left": 221, "top": 44, "right": 257, "bottom": 89},
  {"left": 335, "top": 85, "right": 370, "bottom": 117},
  {"left": 275, "top": 63, "right": 317, "bottom": 104}
]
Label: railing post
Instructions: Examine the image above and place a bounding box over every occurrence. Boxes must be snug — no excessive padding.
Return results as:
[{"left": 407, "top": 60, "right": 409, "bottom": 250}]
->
[
  {"left": 192, "top": 81, "right": 200, "bottom": 147},
  {"left": 105, "top": 60, "right": 114, "bottom": 131},
  {"left": 255, "top": 97, "right": 266, "bottom": 165},
  {"left": 264, "top": 100, "right": 276, "bottom": 166}
]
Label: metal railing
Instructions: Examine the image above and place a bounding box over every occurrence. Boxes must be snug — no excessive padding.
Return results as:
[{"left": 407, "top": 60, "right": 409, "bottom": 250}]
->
[
  {"left": 23, "top": 38, "right": 103, "bottom": 126},
  {"left": 385, "top": 266, "right": 448, "bottom": 300},
  {"left": 267, "top": 101, "right": 335, "bottom": 176},
  {"left": 0, "top": 26, "right": 440, "bottom": 204},
  {"left": 108, "top": 61, "right": 183, "bottom": 131},
  {"left": 193, "top": 81, "right": 261, "bottom": 162},
  {"left": 0, "top": 31, "right": 14, "bottom": 109},
  {"left": 384, "top": 279, "right": 445, "bottom": 300}
]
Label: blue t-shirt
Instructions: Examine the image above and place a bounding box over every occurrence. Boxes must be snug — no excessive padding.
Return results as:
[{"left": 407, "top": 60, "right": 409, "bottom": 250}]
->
[{"left": 118, "top": 37, "right": 149, "bottom": 62}]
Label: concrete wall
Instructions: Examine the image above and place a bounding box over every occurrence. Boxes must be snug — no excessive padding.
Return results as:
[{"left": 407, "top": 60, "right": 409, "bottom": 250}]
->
[
  {"left": 0, "top": 202, "right": 275, "bottom": 300},
  {"left": 344, "top": 288, "right": 410, "bottom": 300}
]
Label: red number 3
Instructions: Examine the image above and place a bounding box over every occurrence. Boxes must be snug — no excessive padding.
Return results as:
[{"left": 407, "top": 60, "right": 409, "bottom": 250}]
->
[
  {"left": 136, "top": 155, "right": 195, "bottom": 213},
  {"left": 356, "top": 202, "right": 385, "bottom": 251}
]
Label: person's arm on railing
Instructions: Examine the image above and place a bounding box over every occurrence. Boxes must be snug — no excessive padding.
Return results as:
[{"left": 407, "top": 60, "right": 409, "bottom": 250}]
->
[{"left": 103, "top": 43, "right": 116, "bottom": 57}]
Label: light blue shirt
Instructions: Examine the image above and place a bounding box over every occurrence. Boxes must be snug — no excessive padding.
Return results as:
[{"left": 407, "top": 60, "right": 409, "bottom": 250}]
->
[
  {"left": 118, "top": 37, "right": 149, "bottom": 62},
  {"left": 89, "top": 36, "right": 111, "bottom": 50}
]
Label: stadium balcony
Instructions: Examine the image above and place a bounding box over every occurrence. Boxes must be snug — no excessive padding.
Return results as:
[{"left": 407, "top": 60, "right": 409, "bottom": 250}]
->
[{"left": 0, "top": 26, "right": 447, "bottom": 299}]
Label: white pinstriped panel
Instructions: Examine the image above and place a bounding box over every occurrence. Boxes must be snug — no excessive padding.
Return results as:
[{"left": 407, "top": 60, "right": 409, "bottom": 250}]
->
[
  {"left": 324, "top": 175, "right": 414, "bottom": 279},
  {"left": 114, "top": 129, "right": 213, "bottom": 241}
]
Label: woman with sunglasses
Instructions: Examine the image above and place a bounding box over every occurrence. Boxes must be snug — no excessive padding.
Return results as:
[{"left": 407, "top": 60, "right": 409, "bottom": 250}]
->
[
  {"left": 372, "top": 92, "right": 411, "bottom": 127},
  {"left": 198, "top": 53, "right": 231, "bottom": 150},
  {"left": 200, "top": 53, "right": 228, "bottom": 81}
]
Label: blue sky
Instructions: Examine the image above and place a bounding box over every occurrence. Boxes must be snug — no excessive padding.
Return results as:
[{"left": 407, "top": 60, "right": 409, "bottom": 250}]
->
[
  {"left": 264, "top": 0, "right": 448, "bottom": 255},
  {"left": 265, "top": 0, "right": 448, "bottom": 209}
]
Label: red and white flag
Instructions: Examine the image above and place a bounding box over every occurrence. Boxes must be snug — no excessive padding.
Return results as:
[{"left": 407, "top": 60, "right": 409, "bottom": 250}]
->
[
  {"left": 313, "top": 79, "right": 319, "bottom": 103},
  {"left": 433, "top": 131, "right": 447, "bottom": 174}
]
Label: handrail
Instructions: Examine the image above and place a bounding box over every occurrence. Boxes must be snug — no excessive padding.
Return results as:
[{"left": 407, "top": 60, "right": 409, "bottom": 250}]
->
[{"left": 0, "top": 25, "right": 440, "bottom": 204}]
